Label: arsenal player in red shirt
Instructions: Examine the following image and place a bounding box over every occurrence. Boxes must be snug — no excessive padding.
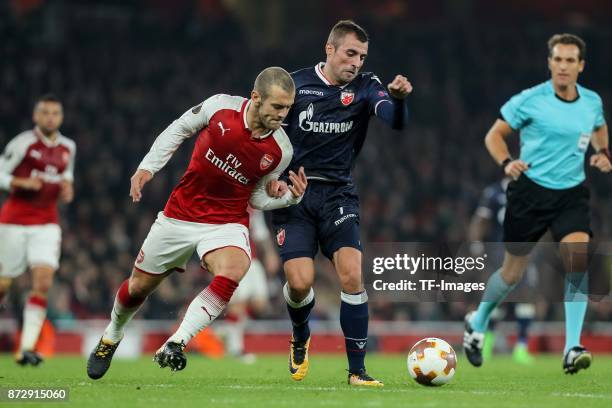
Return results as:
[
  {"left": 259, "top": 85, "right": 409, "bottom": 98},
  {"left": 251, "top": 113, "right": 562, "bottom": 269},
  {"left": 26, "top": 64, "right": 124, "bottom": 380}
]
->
[
  {"left": 0, "top": 94, "right": 76, "bottom": 366},
  {"left": 87, "top": 67, "right": 307, "bottom": 380}
]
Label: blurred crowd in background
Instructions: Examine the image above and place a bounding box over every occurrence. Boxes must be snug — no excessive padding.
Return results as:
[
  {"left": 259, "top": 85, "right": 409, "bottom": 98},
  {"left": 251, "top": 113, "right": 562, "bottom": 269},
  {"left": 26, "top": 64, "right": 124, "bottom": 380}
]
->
[{"left": 1, "top": 0, "right": 611, "bottom": 325}]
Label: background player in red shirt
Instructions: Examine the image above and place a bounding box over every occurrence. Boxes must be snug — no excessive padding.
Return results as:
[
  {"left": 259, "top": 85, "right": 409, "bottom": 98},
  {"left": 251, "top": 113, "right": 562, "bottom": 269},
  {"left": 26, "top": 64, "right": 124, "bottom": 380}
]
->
[
  {"left": 0, "top": 94, "right": 76, "bottom": 366},
  {"left": 87, "top": 67, "right": 307, "bottom": 380}
]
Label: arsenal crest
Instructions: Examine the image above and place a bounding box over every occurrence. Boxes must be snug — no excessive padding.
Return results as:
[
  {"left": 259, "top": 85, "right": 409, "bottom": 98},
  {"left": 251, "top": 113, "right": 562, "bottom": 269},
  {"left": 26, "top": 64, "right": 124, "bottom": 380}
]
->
[
  {"left": 136, "top": 249, "right": 145, "bottom": 264},
  {"left": 260, "top": 153, "right": 274, "bottom": 170},
  {"left": 340, "top": 90, "right": 354, "bottom": 106},
  {"left": 276, "top": 228, "right": 286, "bottom": 246}
]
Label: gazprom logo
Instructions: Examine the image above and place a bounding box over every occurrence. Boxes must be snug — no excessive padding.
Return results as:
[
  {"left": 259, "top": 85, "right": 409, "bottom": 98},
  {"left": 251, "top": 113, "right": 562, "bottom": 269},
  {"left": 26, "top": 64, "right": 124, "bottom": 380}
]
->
[{"left": 298, "top": 103, "right": 353, "bottom": 134}]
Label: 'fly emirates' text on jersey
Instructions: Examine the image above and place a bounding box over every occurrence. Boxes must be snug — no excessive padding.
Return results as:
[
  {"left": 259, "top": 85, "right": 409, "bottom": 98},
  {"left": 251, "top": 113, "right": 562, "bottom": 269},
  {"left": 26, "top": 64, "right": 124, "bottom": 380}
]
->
[{"left": 138, "top": 94, "right": 295, "bottom": 227}]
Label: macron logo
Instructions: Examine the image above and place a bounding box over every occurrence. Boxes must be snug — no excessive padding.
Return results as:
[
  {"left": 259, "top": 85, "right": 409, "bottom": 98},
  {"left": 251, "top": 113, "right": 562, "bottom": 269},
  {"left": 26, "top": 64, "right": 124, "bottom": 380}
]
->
[
  {"left": 299, "top": 89, "right": 324, "bottom": 96},
  {"left": 334, "top": 213, "right": 357, "bottom": 226}
]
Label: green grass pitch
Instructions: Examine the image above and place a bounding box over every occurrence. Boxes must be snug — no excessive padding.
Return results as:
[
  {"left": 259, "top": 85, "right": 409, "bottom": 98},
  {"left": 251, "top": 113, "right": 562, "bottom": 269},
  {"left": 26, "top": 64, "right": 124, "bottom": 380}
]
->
[{"left": 1, "top": 353, "right": 611, "bottom": 407}]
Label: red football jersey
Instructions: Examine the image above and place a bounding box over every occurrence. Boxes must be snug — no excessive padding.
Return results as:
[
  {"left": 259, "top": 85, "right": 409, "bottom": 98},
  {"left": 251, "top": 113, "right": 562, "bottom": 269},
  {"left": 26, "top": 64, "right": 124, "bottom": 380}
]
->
[
  {"left": 138, "top": 94, "right": 294, "bottom": 227},
  {"left": 0, "top": 128, "right": 76, "bottom": 225}
]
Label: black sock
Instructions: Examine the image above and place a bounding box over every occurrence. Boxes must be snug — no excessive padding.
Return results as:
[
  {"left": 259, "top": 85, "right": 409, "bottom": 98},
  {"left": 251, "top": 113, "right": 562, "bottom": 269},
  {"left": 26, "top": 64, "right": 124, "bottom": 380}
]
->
[
  {"left": 284, "top": 283, "right": 315, "bottom": 343},
  {"left": 340, "top": 291, "right": 369, "bottom": 373}
]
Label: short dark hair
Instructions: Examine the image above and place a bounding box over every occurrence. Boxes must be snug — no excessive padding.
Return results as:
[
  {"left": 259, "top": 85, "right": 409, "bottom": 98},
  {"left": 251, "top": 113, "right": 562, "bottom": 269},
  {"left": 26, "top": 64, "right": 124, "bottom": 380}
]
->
[
  {"left": 253, "top": 67, "right": 295, "bottom": 99},
  {"left": 548, "top": 33, "right": 586, "bottom": 60},
  {"left": 327, "top": 20, "right": 368, "bottom": 48},
  {"left": 36, "top": 93, "right": 62, "bottom": 106}
]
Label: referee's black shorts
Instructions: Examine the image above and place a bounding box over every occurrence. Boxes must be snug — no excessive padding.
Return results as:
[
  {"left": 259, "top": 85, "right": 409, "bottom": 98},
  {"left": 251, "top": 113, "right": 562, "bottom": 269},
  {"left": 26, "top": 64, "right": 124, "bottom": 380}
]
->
[{"left": 503, "top": 174, "right": 591, "bottom": 256}]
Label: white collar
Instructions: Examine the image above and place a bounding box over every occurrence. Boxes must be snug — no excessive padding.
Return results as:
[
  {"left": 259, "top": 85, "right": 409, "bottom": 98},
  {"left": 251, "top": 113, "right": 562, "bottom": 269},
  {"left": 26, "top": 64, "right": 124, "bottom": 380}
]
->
[
  {"left": 34, "top": 127, "right": 61, "bottom": 147},
  {"left": 315, "top": 63, "right": 350, "bottom": 89},
  {"left": 243, "top": 100, "right": 273, "bottom": 139}
]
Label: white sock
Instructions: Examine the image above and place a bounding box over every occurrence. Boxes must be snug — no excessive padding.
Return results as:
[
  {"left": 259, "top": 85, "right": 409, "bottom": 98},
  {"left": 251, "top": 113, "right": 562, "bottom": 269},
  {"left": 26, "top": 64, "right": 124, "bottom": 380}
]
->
[
  {"left": 20, "top": 296, "right": 47, "bottom": 352},
  {"left": 103, "top": 297, "right": 143, "bottom": 343},
  {"left": 225, "top": 320, "right": 245, "bottom": 356},
  {"left": 168, "top": 288, "right": 228, "bottom": 346}
]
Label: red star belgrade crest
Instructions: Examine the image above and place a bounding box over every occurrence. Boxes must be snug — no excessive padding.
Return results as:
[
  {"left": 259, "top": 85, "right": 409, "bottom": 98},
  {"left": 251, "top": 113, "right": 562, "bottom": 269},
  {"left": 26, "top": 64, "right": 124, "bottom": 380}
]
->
[
  {"left": 340, "top": 90, "right": 354, "bottom": 106},
  {"left": 260, "top": 153, "right": 274, "bottom": 170},
  {"left": 276, "top": 228, "right": 286, "bottom": 246}
]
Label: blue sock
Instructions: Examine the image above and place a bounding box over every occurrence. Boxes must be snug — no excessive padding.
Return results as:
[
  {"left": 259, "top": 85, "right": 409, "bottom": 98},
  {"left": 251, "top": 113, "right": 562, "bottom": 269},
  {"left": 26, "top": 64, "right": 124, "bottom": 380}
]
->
[
  {"left": 516, "top": 318, "right": 531, "bottom": 344},
  {"left": 471, "top": 269, "right": 516, "bottom": 333},
  {"left": 284, "top": 283, "right": 315, "bottom": 342},
  {"left": 515, "top": 303, "right": 535, "bottom": 345},
  {"left": 564, "top": 272, "right": 588, "bottom": 353},
  {"left": 340, "top": 291, "right": 369, "bottom": 373}
]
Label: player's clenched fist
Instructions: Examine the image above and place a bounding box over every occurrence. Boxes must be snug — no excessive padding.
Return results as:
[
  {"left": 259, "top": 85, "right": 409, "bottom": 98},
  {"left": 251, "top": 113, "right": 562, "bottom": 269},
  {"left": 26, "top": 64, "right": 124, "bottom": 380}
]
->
[
  {"left": 387, "top": 75, "right": 413, "bottom": 99},
  {"left": 130, "top": 169, "right": 153, "bottom": 202},
  {"left": 504, "top": 160, "right": 529, "bottom": 180},
  {"left": 266, "top": 178, "right": 289, "bottom": 198},
  {"left": 590, "top": 150, "right": 611, "bottom": 173},
  {"left": 288, "top": 166, "right": 307, "bottom": 199}
]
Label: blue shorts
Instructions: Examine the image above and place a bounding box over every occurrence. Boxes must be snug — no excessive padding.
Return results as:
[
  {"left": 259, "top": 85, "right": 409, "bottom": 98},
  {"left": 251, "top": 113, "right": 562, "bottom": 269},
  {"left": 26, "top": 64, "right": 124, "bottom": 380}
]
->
[{"left": 271, "top": 181, "right": 361, "bottom": 262}]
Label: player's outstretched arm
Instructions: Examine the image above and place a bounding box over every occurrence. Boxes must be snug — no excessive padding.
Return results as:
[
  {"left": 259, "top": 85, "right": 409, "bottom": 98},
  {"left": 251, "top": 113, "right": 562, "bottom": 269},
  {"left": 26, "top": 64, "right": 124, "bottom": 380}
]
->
[
  {"left": 387, "top": 75, "right": 413, "bottom": 99},
  {"left": 375, "top": 75, "right": 412, "bottom": 130},
  {"left": 137, "top": 97, "right": 217, "bottom": 177},
  {"left": 130, "top": 169, "right": 153, "bottom": 202},
  {"left": 589, "top": 124, "right": 611, "bottom": 173},
  {"left": 485, "top": 119, "right": 528, "bottom": 179},
  {"left": 250, "top": 167, "right": 307, "bottom": 210}
]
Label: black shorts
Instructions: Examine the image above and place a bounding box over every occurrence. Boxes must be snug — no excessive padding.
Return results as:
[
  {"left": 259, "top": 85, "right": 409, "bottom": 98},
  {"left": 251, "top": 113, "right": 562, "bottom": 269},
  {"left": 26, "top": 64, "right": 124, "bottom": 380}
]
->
[
  {"left": 503, "top": 175, "right": 591, "bottom": 255},
  {"left": 270, "top": 180, "right": 361, "bottom": 262}
]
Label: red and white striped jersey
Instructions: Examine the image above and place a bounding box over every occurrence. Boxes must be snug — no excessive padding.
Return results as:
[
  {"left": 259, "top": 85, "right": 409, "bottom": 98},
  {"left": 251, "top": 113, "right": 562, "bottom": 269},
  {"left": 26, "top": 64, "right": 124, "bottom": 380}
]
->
[
  {"left": 138, "top": 94, "right": 296, "bottom": 227},
  {"left": 0, "top": 128, "right": 76, "bottom": 225}
]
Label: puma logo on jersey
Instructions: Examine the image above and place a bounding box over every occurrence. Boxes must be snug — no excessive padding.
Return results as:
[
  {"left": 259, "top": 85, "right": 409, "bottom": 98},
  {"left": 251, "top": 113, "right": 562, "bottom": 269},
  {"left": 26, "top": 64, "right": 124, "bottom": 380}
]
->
[{"left": 218, "top": 121, "right": 230, "bottom": 136}]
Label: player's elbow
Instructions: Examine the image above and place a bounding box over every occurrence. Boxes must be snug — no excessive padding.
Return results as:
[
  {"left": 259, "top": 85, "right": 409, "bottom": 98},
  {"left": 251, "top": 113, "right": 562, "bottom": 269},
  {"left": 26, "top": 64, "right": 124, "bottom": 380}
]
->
[{"left": 484, "top": 130, "right": 503, "bottom": 149}]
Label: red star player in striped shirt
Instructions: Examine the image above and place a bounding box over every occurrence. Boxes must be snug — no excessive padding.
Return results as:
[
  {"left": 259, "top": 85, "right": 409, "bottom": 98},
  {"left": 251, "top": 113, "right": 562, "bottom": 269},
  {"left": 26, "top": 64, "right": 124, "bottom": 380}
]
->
[
  {"left": 0, "top": 94, "right": 76, "bottom": 366},
  {"left": 87, "top": 67, "right": 307, "bottom": 379}
]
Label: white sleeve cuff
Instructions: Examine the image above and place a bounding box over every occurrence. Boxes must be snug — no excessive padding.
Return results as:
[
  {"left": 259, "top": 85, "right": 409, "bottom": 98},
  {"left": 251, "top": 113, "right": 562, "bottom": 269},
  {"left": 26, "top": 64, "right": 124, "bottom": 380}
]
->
[{"left": 0, "top": 174, "right": 13, "bottom": 191}]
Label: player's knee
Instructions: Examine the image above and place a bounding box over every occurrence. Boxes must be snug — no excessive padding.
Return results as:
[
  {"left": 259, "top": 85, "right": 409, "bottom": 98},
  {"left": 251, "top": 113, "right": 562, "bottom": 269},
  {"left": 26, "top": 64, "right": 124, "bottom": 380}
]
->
[
  {"left": 0, "top": 278, "right": 12, "bottom": 293},
  {"left": 338, "top": 268, "right": 362, "bottom": 293},
  {"left": 32, "top": 281, "right": 52, "bottom": 296},
  {"left": 500, "top": 265, "right": 525, "bottom": 285},
  {"left": 559, "top": 241, "right": 589, "bottom": 272},
  {"left": 210, "top": 258, "right": 250, "bottom": 282},
  {"left": 287, "top": 280, "right": 313, "bottom": 300},
  {"left": 501, "top": 253, "right": 529, "bottom": 285},
  {"left": 31, "top": 268, "right": 54, "bottom": 295},
  {"left": 128, "top": 270, "right": 158, "bottom": 298}
]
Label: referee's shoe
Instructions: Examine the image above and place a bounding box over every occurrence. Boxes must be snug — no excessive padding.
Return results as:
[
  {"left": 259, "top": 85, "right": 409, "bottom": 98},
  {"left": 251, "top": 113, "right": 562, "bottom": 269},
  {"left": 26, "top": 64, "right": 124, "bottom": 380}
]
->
[
  {"left": 463, "top": 311, "right": 485, "bottom": 367},
  {"left": 563, "top": 345, "right": 592, "bottom": 374}
]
